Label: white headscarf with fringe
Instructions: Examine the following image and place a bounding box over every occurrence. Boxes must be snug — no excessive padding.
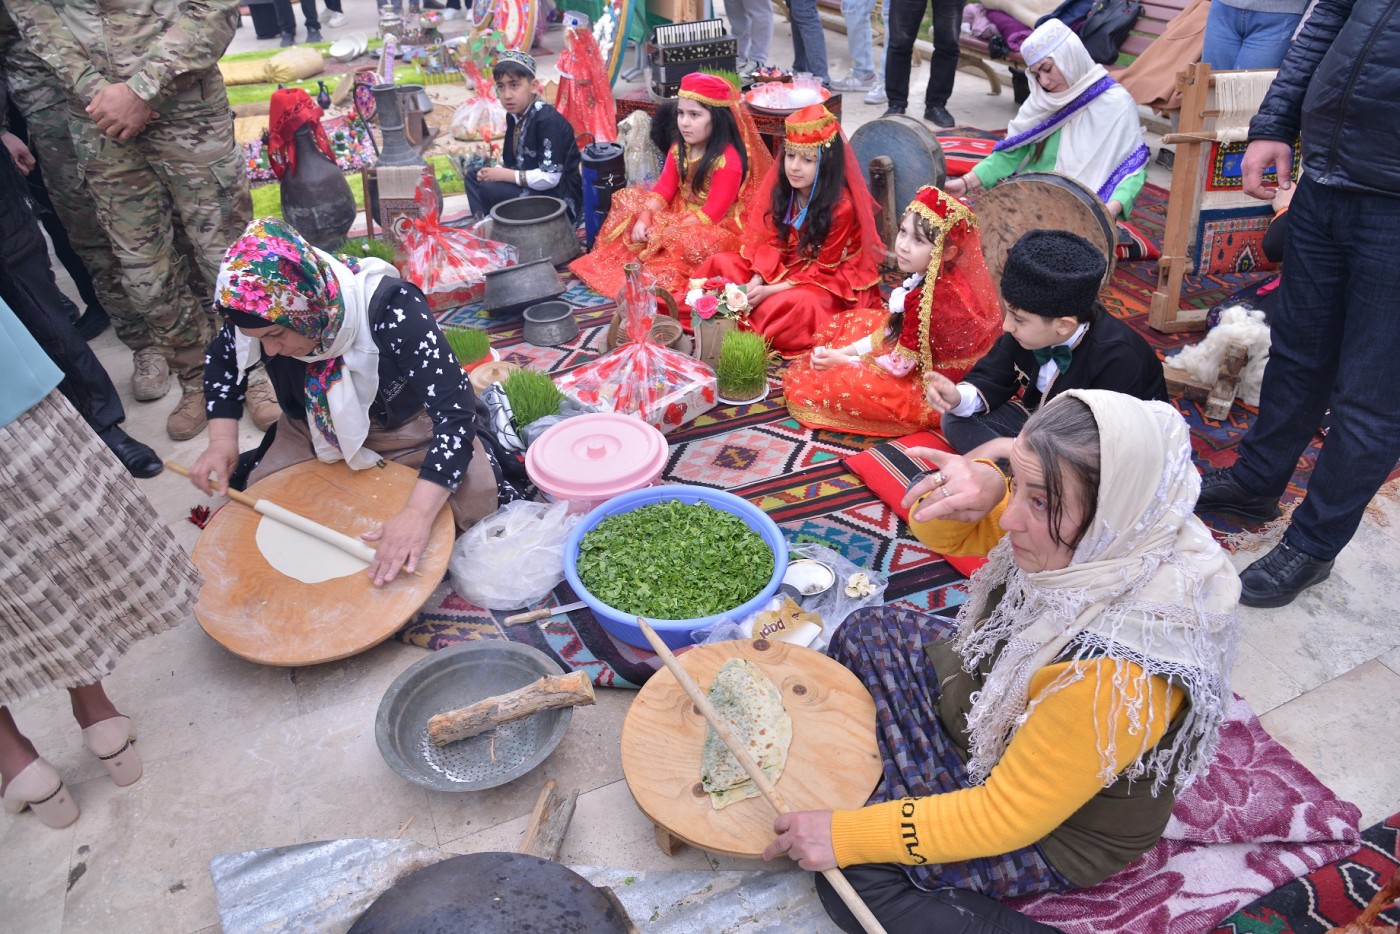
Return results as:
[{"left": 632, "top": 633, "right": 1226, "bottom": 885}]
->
[{"left": 954, "top": 389, "right": 1240, "bottom": 794}]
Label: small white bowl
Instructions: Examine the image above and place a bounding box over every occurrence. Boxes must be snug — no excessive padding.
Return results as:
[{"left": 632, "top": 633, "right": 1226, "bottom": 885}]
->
[
  {"left": 783, "top": 559, "right": 836, "bottom": 598},
  {"left": 329, "top": 38, "right": 358, "bottom": 62}
]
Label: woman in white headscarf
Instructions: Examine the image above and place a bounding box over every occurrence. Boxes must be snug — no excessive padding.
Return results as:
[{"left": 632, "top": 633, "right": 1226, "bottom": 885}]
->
[
  {"left": 943, "top": 19, "right": 1151, "bottom": 220},
  {"left": 763, "top": 390, "right": 1240, "bottom": 934}
]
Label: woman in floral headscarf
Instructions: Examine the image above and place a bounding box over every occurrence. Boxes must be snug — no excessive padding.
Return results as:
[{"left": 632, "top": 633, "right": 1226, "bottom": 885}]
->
[{"left": 187, "top": 218, "right": 525, "bottom": 585}]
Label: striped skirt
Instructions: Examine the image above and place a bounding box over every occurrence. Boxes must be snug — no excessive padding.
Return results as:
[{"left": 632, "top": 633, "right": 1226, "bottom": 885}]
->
[
  {"left": 0, "top": 392, "right": 202, "bottom": 708},
  {"left": 828, "top": 606, "right": 1070, "bottom": 899}
]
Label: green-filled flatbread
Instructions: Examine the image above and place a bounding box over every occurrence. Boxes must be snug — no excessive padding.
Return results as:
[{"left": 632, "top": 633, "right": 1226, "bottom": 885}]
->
[{"left": 700, "top": 659, "right": 792, "bottom": 810}]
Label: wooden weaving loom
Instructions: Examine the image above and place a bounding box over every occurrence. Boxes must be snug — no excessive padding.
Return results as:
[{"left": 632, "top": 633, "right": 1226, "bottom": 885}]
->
[{"left": 1150, "top": 63, "right": 1291, "bottom": 334}]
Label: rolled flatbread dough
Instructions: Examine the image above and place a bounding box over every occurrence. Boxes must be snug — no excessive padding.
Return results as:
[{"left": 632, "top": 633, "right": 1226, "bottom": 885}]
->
[
  {"left": 701, "top": 659, "right": 792, "bottom": 810},
  {"left": 256, "top": 515, "right": 371, "bottom": 583}
]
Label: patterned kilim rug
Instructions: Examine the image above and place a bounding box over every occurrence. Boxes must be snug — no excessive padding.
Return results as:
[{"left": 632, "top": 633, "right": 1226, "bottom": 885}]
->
[
  {"left": 399, "top": 179, "right": 1327, "bottom": 680},
  {"left": 1210, "top": 812, "right": 1400, "bottom": 933}
]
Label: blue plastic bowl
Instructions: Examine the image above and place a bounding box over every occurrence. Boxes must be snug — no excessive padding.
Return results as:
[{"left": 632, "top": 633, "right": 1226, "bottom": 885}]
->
[{"left": 563, "top": 485, "right": 788, "bottom": 650}]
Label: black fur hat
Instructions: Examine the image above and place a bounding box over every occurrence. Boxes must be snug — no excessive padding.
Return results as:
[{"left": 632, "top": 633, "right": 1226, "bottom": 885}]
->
[{"left": 1001, "top": 230, "right": 1106, "bottom": 321}]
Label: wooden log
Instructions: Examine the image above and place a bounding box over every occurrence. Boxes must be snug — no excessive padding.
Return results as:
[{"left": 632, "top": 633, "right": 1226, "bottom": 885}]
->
[
  {"left": 427, "top": 671, "right": 595, "bottom": 746},
  {"left": 518, "top": 779, "right": 579, "bottom": 861}
]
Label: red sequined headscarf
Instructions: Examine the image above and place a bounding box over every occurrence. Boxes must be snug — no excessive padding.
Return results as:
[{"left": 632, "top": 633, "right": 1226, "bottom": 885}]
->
[{"left": 267, "top": 87, "right": 336, "bottom": 181}]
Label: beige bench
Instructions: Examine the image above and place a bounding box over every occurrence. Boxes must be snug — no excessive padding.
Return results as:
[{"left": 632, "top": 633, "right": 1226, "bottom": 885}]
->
[{"left": 957, "top": 0, "right": 1191, "bottom": 100}]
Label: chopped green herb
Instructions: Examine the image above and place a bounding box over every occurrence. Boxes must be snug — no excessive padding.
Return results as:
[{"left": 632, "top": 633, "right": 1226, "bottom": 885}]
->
[{"left": 576, "top": 500, "right": 774, "bottom": 619}]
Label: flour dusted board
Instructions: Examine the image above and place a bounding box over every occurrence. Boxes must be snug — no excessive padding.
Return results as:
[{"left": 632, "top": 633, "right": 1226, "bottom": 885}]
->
[
  {"left": 620, "top": 639, "right": 882, "bottom": 857},
  {"left": 191, "top": 459, "right": 453, "bottom": 666}
]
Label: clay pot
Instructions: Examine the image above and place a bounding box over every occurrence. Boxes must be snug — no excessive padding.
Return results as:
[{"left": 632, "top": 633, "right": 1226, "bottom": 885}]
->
[
  {"left": 482, "top": 259, "right": 566, "bottom": 315},
  {"left": 483, "top": 196, "right": 581, "bottom": 266},
  {"left": 280, "top": 125, "right": 357, "bottom": 251},
  {"left": 522, "top": 301, "right": 580, "bottom": 346}
]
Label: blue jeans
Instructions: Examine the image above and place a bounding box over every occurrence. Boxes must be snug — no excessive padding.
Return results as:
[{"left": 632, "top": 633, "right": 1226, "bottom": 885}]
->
[
  {"left": 1201, "top": 1, "right": 1302, "bottom": 70},
  {"left": 885, "top": 0, "right": 964, "bottom": 110},
  {"left": 843, "top": 0, "right": 891, "bottom": 81},
  {"left": 728, "top": 0, "right": 774, "bottom": 65},
  {"left": 786, "top": 0, "right": 830, "bottom": 81},
  {"left": 1230, "top": 175, "right": 1400, "bottom": 560}
]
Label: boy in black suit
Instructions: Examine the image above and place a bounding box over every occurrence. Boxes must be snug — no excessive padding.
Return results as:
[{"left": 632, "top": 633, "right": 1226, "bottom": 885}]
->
[{"left": 927, "top": 229, "right": 1166, "bottom": 457}]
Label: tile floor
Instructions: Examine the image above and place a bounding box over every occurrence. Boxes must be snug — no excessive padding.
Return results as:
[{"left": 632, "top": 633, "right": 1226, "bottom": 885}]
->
[{"left": 4, "top": 6, "right": 1398, "bottom": 932}]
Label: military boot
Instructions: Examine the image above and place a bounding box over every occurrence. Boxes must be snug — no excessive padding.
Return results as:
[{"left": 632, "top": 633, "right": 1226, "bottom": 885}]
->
[
  {"left": 167, "top": 380, "right": 208, "bottom": 441},
  {"left": 132, "top": 347, "right": 172, "bottom": 402},
  {"left": 245, "top": 377, "right": 282, "bottom": 432}
]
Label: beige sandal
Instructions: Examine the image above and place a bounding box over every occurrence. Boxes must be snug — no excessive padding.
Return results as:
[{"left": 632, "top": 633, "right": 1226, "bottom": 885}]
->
[
  {"left": 83, "top": 716, "right": 142, "bottom": 787},
  {"left": 2, "top": 757, "right": 80, "bottom": 828}
]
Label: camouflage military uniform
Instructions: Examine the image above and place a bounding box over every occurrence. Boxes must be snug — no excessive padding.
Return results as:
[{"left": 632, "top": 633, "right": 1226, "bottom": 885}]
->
[
  {"left": 4, "top": 0, "right": 253, "bottom": 398},
  {"left": 0, "top": 7, "right": 150, "bottom": 353}
]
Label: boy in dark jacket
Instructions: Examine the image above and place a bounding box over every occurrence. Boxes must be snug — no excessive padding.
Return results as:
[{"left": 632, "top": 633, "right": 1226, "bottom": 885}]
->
[
  {"left": 464, "top": 50, "right": 583, "bottom": 223},
  {"left": 927, "top": 229, "right": 1166, "bottom": 457}
]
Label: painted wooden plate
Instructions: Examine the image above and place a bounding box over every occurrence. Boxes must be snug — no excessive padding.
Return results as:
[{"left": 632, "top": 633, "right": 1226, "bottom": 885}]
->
[
  {"left": 472, "top": 0, "right": 494, "bottom": 30},
  {"left": 497, "top": 0, "right": 537, "bottom": 50}
]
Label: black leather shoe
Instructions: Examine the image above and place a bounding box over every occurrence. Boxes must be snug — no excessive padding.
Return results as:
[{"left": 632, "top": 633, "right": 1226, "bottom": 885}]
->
[
  {"left": 924, "top": 105, "right": 955, "bottom": 128},
  {"left": 1239, "top": 540, "right": 1334, "bottom": 608},
  {"left": 1194, "top": 469, "right": 1281, "bottom": 522},
  {"left": 77, "top": 305, "right": 111, "bottom": 341},
  {"left": 882, "top": 105, "right": 906, "bottom": 117},
  {"left": 98, "top": 426, "right": 164, "bottom": 479}
]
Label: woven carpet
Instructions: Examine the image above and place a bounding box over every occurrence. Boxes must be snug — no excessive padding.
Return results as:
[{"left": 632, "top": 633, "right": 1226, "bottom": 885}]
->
[
  {"left": 402, "top": 180, "right": 1328, "bottom": 679},
  {"left": 1211, "top": 812, "right": 1400, "bottom": 933}
]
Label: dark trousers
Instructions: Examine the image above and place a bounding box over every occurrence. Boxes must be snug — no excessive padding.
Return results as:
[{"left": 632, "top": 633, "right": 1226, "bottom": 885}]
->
[
  {"left": 817, "top": 865, "right": 1067, "bottom": 934},
  {"left": 1230, "top": 174, "right": 1400, "bottom": 560},
  {"left": 885, "top": 0, "right": 965, "bottom": 110},
  {"left": 941, "top": 401, "right": 1030, "bottom": 454},
  {"left": 464, "top": 174, "right": 529, "bottom": 218},
  {"left": 5, "top": 103, "right": 100, "bottom": 320},
  {"left": 786, "top": 0, "right": 831, "bottom": 81},
  {"left": 274, "top": 0, "right": 320, "bottom": 34},
  {"left": 0, "top": 155, "right": 124, "bottom": 433}
]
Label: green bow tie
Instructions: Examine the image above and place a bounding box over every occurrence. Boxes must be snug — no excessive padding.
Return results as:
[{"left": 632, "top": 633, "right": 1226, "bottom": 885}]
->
[{"left": 1033, "top": 345, "right": 1073, "bottom": 371}]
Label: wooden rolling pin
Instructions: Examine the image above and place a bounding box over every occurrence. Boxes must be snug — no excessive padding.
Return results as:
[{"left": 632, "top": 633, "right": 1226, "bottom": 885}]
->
[
  {"left": 167, "top": 461, "right": 420, "bottom": 575},
  {"left": 428, "top": 670, "right": 596, "bottom": 746},
  {"left": 636, "top": 618, "right": 889, "bottom": 934}
]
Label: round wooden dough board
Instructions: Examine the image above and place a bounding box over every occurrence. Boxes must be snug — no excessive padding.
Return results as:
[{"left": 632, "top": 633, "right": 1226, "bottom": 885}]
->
[
  {"left": 191, "top": 459, "right": 454, "bottom": 667},
  {"left": 620, "top": 638, "right": 883, "bottom": 858}
]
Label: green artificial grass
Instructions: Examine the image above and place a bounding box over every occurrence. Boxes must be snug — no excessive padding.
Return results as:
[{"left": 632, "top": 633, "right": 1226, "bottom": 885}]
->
[{"left": 250, "top": 154, "right": 465, "bottom": 218}]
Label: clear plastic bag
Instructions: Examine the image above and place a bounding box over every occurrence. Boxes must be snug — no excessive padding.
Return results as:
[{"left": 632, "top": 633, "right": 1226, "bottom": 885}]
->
[
  {"left": 555, "top": 264, "right": 717, "bottom": 433},
  {"left": 694, "top": 542, "right": 888, "bottom": 651},
  {"left": 450, "top": 66, "right": 508, "bottom": 142},
  {"left": 400, "top": 175, "right": 517, "bottom": 312},
  {"left": 448, "top": 500, "right": 581, "bottom": 609}
]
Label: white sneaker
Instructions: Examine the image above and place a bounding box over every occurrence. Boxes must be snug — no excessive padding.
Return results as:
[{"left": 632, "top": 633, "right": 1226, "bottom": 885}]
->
[
  {"left": 325, "top": 11, "right": 348, "bottom": 26},
  {"left": 831, "top": 73, "right": 875, "bottom": 93},
  {"left": 441, "top": 7, "right": 460, "bottom": 17},
  {"left": 864, "top": 81, "right": 888, "bottom": 105}
]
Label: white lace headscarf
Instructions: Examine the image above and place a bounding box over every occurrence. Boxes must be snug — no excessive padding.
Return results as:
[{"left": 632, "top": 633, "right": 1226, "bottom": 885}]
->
[{"left": 954, "top": 389, "right": 1240, "bottom": 794}]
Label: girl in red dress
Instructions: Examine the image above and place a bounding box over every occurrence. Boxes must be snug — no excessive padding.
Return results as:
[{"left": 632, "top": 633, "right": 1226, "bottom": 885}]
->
[
  {"left": 783, "top": 186, "right": 1002, "bottom": 436},
  {"left": 696, "top": 103, "right": 884, "bottom": 356},
  {"left": 569, "top": 73, "right": 771, "bottom": 300}
]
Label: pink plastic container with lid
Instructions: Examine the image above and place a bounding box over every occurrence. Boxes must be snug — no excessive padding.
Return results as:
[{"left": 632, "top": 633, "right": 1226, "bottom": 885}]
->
[{"left": 525, "top": 413, "right": 669, "bottom": 514}]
